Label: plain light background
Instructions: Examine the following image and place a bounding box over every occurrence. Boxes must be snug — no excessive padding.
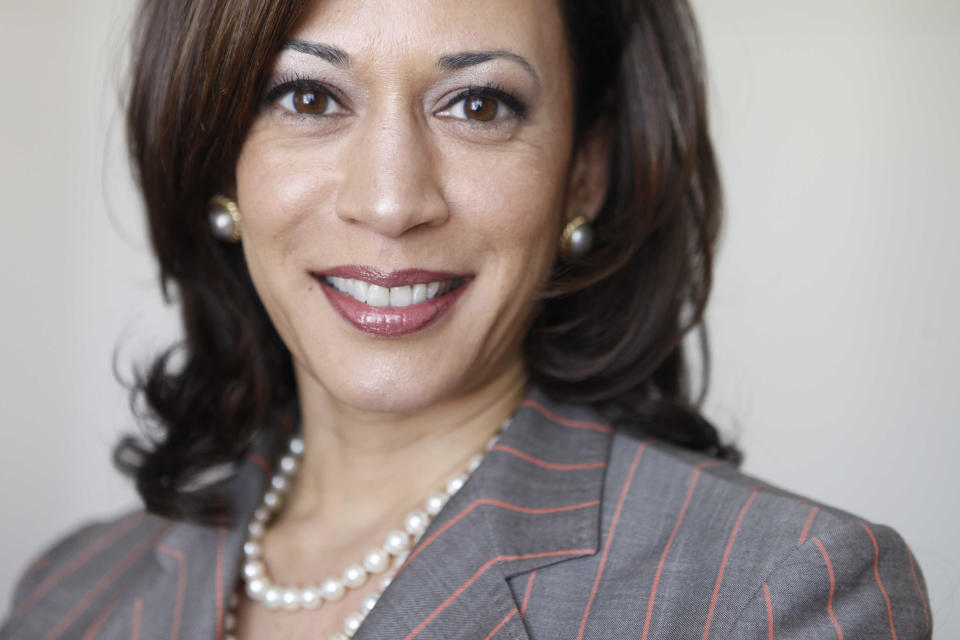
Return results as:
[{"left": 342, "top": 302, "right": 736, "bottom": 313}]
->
[{"left": 1, "top": 0, "right": 957, "bottom": 634}]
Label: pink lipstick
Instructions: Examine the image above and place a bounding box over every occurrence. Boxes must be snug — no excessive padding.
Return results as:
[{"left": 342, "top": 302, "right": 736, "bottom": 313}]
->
[{"left": 312, "top": 266, "right": 472, "bottom": 338}]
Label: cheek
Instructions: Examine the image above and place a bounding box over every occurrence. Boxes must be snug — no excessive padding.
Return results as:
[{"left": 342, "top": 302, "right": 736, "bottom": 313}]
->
[
  {"left": 443, "top": 147, "right": 569, "bottom": 266},
  {"left": 235, "top": 138, "right": 342, "bottom": 259}
]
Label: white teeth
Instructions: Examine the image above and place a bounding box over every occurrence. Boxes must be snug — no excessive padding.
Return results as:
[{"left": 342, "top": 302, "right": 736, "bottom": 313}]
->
[
  {"left": 411, "top": 284, "right": 427, "bottom": 305},
  {"left": 351, "top": 279, "right": 369, "bottom": 304},
  {"left": 326, "top": 276, "right": 459, "bottom": 307},
  {"left": 389, "top": 285, "right": 413, "bottom": 307},
  {"left": 366, "top": 284, "right": 390, "bottom": 307}
]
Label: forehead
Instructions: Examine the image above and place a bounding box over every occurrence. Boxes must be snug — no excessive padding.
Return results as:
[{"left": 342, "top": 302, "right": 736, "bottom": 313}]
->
[{"left": 288, "top": 0, "right": 569, "bottom": 74}]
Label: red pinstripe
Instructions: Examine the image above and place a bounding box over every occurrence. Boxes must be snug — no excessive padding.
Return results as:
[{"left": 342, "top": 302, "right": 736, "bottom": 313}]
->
[
  {"left": 482, "top": 609, "right": 517, "bottom": 640},
  {"left": 158, "top": 545, "right": 187, "bottom": 640},
  {"left": 81, "top": 591, "right": 125, "bottom": 640},
  {"left": 521, "top": 570, "right": 537, "bottom": 618},
  {"left": 762, "top": 582, "right": 774, "bottom": 640},
  {"left": 813, "top": 538, "right": 844, "bottom": 640},
  {"left": 519, "top": 400, "right": 614, "bottom": 434},
  {"left": 491, "top": 444, "right": 606, "bottom": 470},
  {"left": 859, "top": 522, "right": 898, "bottom": 640},
  {"left": 402, "top": 549, "right": 593, "bottom": 640},
  {"left": 642, "top": 459, "right": 722, "bottom": 640},
  {"left": 18, "top": 555, "right": 53, "bottom": 589},
  {"left": 399, "top": 499, "right": 600, "bottom": 572},
  {"left": 798, "top": 506, "right": 819, "bottom": 546},
  {"left": 42, "top": 523, "right": 170, "bottom": 640},
  {"left": 130, "top": 598, "right": 143, "bottom": 640},
  {"left": 702, "top": 489, "right": 759, "bottom": 640},
  {"left": 16, "top": 512, "right": 146, "bottom": 620},
  {"left": 248, "top": 453, "right": 272, "bottom": 475},
  {"left": 906, "top": 544, "right": 930, "bottom": 631},
  {"left": 577, "top": 440, "right": 653, "bottom": 640},
  {"left": 215, "top": 527, "right": 227, "bottom": 640}
]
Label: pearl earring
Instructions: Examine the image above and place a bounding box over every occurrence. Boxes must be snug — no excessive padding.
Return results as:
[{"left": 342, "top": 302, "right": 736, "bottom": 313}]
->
[
  {"left": 208, "top": 195, "right": 241, "bottom": 243},
  {"left": 560, "top": 216, "right": 594, "bottom": 258}
]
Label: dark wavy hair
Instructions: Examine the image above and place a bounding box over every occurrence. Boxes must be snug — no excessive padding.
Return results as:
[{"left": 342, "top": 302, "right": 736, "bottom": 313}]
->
[{"left": 117, "top": 0, "right": 739, "bottom": 524}]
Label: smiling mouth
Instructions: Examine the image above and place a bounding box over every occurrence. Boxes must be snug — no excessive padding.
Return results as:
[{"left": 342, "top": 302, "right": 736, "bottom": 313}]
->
[
  {"left": 312, "top": 267, "right": 473, "bottom": 337},
  {"left": 323, "top": 275, "right": 469, "bottom": 307}
]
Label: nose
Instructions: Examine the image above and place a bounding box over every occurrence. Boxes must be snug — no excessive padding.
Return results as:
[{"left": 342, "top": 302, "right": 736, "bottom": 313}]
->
[{"left": 335, "top": 103, "right": 449, "bottom": 238}]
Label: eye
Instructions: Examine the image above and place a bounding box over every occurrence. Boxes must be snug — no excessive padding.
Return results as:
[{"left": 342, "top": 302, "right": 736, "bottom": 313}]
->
[
  {"left": 437, "top": 87, "right": 527, "bottom": 124},
  {"left": 276, "top": 87, "right": 346, "bottom": 117},
  {"left": 446, "top": 95, "right": 500, "bottom": 122}
]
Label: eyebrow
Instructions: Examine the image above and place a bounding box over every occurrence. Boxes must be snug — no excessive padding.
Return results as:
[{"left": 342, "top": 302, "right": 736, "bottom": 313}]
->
[
  {"left": 438, "top": 50, "right": 541, "bottom": 86},
  {"left": 282, "top": 40, "right": 351, "bottom": 67},
  {"left": 281, "top": 41, "right": 540, "bottom": 86}
]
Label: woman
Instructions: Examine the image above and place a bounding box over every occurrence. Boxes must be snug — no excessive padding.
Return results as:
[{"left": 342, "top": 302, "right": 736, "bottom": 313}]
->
[{"left": 0, "top": 0, "right": 932, "bottom": 638}]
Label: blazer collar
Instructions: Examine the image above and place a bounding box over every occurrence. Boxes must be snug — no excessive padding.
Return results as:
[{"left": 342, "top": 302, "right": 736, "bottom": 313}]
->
[
  {"left": 357, "top": 387, "right": 612, "bottom": 639},
  {"left": 147, "top": 387, "right": 612, "bottom": 640}
]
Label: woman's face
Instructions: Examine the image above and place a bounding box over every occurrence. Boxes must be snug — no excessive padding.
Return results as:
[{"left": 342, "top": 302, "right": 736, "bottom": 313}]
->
[{"left": 235, "top": 0, "right": 583, "bottom": 413}]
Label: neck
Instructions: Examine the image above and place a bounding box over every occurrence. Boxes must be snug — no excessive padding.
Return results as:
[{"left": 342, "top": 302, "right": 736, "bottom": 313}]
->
[{"left": 282, "top": 362, "right": 528, "bottom": 538}]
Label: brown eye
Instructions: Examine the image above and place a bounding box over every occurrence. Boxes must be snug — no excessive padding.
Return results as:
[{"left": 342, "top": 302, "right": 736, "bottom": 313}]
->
[
  {"left": 463, "top": 96, "right": 498, "bottom": 121},
  {"left": 293, "top": 89, "right": 329, "bottom": 115}
]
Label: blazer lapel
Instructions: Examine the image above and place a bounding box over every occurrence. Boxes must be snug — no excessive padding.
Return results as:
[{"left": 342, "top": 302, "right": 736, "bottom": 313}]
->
[
  {"left": 128, "top": 436, "right": 274, "bottom": 640},
  {"left": 357, "top": 389, "right": 612, "bottom": 640}
]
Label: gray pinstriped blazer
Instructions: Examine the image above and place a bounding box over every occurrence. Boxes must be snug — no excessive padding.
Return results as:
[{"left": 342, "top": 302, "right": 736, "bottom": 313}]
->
[{"left": 1, "top": 389, "right": 932, "bottom": 639}]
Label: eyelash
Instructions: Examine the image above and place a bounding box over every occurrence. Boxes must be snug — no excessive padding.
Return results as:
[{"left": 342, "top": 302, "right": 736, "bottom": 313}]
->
[{"left": 263, "top": 75, "right": 527, "bottom": 122}]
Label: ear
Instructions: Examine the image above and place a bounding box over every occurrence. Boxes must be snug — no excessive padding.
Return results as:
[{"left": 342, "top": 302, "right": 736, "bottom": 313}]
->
[{"left": 566, "top": 119, "right": 613, "bottom": 223}]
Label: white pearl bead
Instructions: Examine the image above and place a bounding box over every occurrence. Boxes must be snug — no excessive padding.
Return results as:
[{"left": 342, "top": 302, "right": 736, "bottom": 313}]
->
[
  {"left": 289, "top": 437, "right": 305, "bottom": 456},
  {"left": 445, "top": 473, "right": 468, "bottom": 496},
  {"left": 280, "top": 588, "right": 300, "bottom": 611},
  {"left": 425, "top": 493, "right": 448, "bottom": 516},
  {"left": 247, "top": 521, "right": 265, "bottom": 539},
  {"left": 209, "top": 208, "right": 237, "bottom": 241},
  {"left": 383, "top": 530, "right": 411, "bottom": 555},
  {"left": 342, "top": 564, "right": 368, "bottom": 589},
  {"left": 279, "top": 455, "right": 298, "bottom": 474},
  {"left": 301, "top": 586, "right": 322, "bottom": 610},
  {"left": 485, "top": 435, "right": 499, "bottom": 451},
  {"left": 263, "top": 490, "right": 282, "bottom": 510},
  {"left": 271, "top": 474, "right": 288, "bottom": 493},
  {"left": 378, "top": 571, "right": 395, "bottom": 592},
  {"left": 501, "top": 417, "right": 513, "bottom": 431},
  {"left": 242, "top": 540, "right": 262, "bottom": 558},
  {"left": 363, "top": 548, "right": 390, "bottom": 574},
  {"left": 404, "top": 510, "right": 429, "bottom": 535},
  {"left": 252, "top": 506, "right": 270, "bottom": 523},
  {"left": 467, "top": 454, "right": 484, "bottom": 473},
  {"left": 246, "top": 577, "right": 267, "bottom": 598},
  {"left": 263, "top": 586, "right": 282, "bottom": 609},
  {"left": 224, "top": 612, "right": 236, "bottom": 631},
  {"left": 344, "top": 612, "right": 365, "bottom": 637},
  {"left": 362, "top": 593, "right": 379, "bottom": 613},
  {"left": 242, "top": 560, "right": 264, "bottom": 579},
  {"left": 321, "top": 578, "right": 345, "bottom": 602}
]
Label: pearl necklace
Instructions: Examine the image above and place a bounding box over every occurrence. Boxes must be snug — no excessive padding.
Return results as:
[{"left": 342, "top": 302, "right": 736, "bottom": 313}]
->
[{"left": 227, "top": 418, "right": 510, "bottom": 640}]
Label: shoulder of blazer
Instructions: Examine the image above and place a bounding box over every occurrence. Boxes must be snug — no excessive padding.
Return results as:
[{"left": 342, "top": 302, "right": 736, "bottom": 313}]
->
[
  {"left": 0, "top": 452, "right": 271, "bottom": 640},
  {"left": 0, "top": 508, "right": 170, "bottom": 640},
  {"left": 520, "top": 426, "right": 932, "bottom": 639}
]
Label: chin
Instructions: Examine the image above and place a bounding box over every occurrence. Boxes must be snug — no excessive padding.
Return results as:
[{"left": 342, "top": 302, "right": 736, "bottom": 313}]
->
[{"left": 309, "top": 358, "right": 470, "bottom": 416}]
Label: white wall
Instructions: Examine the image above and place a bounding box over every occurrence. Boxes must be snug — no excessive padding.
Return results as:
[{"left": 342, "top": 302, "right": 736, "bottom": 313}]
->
[{"left": 1, "top": 0, "right": 957, "bottom": 634}]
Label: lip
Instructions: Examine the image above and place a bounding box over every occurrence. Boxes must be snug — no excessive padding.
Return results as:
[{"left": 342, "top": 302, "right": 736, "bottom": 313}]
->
[
  {"left": 311, "top": 266, "right": 473, "bottom": 338},
  {"left": 319, "top": 265, "right": 469, "bottom": 288}
]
